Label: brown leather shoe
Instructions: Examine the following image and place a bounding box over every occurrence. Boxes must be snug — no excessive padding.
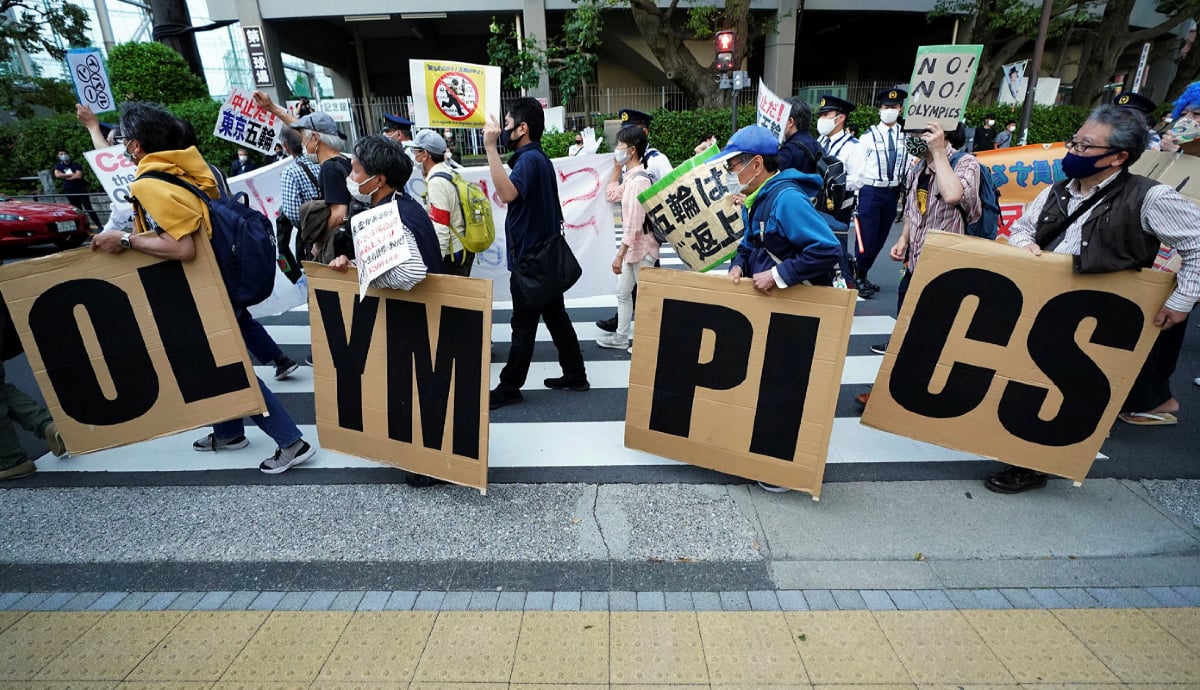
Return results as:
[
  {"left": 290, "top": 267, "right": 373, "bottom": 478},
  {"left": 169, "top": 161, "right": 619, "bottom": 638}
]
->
[
  {"left": 0, "top": 460, "right": 36, "bottom": 481},
  {"left": 854, "top": 392, "right": 871, "bottom": 406}
]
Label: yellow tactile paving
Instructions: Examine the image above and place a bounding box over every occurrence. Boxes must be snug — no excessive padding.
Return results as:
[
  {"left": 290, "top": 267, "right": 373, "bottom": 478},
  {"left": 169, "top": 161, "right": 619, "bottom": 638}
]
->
[
  {"left": 0, "top": 611, "right": 104, "bottom": 681},
  {"left": 127, "top": 611, "right": 268, "bottom": 682},
  {"left": 696, "top": 612, "right": 807, "bottom": 685},
  {"left": 509, "top": 611, "right": 608, "bottom": 685},
  {"left": 962, "top": 609, "right": 1120, "bottom": 684},
  {"left": 610, "top": 612, "right": 709, "bottom": 686},
  {"left": 219, "top": 611, "right": 351, "bottom": 683},
  {"left": 0, "top": 609, "right": 27, "bottom": 634},
  {"left": 874, "top": 610, "right": 1016, "bottom": 685},
  {"left": 6, "top": 607, "right": 1200, "bottom": 687},
  {"left": 1053, "top": 608, "right": 1200, "bottom": 684},
  {"left": 784, "top": 611, "right": 910, "bottom": 685},
  {"left": 410, "top": 611, "right": 522, "bottom": 684},
  {"left": 1142, "top": 607, "right": 1200, "bottom": 655},
  {"left": 37, "top": 612, "right": 185, "bottom": 681},
  {"left": 316, "top": 612, "right": 436, "bottom": 684}
]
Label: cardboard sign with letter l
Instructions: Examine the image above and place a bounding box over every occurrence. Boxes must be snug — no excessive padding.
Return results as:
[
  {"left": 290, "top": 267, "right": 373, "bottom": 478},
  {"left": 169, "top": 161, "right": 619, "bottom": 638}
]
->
[
  {"left": 307, "top": 265, "right": 492, "bottom": 492},
  {"left": 0, "top": 234, "right": 266, "bottom": 455},
  {"left": 904, "top": 44, "right": 983, "bottom": 132},
  {"left": 862, "top": 232, "right": 1174, "bottom": 482},
  {"left": 625, "top": 268, "right": 856, "bottom": 498}
]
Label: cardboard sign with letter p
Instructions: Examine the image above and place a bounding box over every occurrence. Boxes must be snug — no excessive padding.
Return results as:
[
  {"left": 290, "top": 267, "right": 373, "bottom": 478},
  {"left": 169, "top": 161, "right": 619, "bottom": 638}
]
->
[
  {"left": 862, "top": 232, "right": 1174, "bottom": 481},
  {"left": 904, "top": 44, "right": 983, "bottom": 132},
  {"left": 625, "top": 269, "right": 855, "bottom": 498}
]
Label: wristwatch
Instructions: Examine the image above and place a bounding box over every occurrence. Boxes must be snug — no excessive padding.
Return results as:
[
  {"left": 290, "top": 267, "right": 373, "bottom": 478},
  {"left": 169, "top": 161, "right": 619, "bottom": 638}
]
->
[{"left": 119, "top": 232, "right": 132, "bottom": 250}]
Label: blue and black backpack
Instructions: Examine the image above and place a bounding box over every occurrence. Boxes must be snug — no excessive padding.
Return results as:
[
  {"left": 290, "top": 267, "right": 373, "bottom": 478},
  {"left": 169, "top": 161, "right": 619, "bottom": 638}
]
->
[{"left": 949, "top": 151, "right": 1001, "bottom": 240}]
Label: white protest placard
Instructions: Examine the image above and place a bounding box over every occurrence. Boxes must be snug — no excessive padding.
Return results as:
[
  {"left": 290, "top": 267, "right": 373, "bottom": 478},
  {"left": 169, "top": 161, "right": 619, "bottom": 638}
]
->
[
  {"left": 83, "top": 144, "right": 137, "bottom": 213},
  {"left": 756, "top": 79, "right": 789, "bottom": 142},
  {"left": 350, "top": 202, "right": 412, "bottom": 298},
  {"left": 214, "top": 88, "right": 282, "bottom": 155},
  {"left": 66, "top": 48, "right": 116, "bottom": 113},
  {"left": 903, "top": 44, "right": 984, "bottom": 132},
  {"left": 319, "top": 98, "right": 353, "bottom": 123}
]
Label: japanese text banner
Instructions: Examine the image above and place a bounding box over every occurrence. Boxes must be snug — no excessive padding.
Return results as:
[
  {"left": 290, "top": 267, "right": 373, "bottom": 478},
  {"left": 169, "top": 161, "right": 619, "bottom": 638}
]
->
[
  {"left": 974, "top": 142, "right": 1066, "bottom": 239},
  {"left": 756, "top": 79, "right": 789, "bottom": 142},
  {"left": 214, "top": 88, "right": 282, "bottom": 155},
  {"left": 637, "top": 145, "right": 744, "bottom": 272}
]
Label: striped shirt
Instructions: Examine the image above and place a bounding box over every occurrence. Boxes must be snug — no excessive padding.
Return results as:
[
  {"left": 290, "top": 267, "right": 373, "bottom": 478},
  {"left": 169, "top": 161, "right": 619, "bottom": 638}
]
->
[
  {"left": 902, "top": 147, "right": 982, "bottom": 272},
  {"left": 1008, "top": 172, "right": 1200, "bottom": 313}
]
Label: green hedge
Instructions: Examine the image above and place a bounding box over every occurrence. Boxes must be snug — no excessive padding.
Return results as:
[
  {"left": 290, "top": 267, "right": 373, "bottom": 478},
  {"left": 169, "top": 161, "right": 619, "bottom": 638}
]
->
[
  {"left": 845, "top": 102, "right": 1089, "bottom": 147},
  {"left": 0, "top": 98, "right": 270, "bottom": 195}
]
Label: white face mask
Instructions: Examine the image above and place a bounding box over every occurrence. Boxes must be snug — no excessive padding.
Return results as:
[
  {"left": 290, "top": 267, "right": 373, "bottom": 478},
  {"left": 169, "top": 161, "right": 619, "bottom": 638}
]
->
[
  {"left": 238, "top": 155, "right": 248, "bottom": 162},
  {"left": 724, "top": 170, "right": 742, "bottom": 197},
  {"left": 346, "top": 174, "right": 377, "bottom": 204},
  {"left": 303, "top": 134, "right": 319, "bottom": 163},
  {"left": 1008, "top": 125, "right": 1016, "bottom": 132},
  {"left": 986, "top": 119, "right": 996, "bottom": 126},
  {"left": 880, "top": 108, "right": 900, "bottom": 125},
  {"left": 614, "top": 148, "right": 629, "bottom": 165},
  {"left": 816, "top": 117, "right": 837, "bottom": 137}
]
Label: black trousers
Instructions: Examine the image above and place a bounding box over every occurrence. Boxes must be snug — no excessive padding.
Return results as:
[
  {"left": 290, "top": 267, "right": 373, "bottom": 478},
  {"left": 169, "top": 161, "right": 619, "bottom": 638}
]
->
[
  {"left": 499, "top": 274, "right": 586, "bottom": 391},
  {"left": 443, "top": 251, "right": 475, "bottom": 277},
  {"left": 1123, "top": 313, "right": 1190, "bottom": 412},
  {"left": 67, "top": 193, "right": 101, "bottom": 227}
]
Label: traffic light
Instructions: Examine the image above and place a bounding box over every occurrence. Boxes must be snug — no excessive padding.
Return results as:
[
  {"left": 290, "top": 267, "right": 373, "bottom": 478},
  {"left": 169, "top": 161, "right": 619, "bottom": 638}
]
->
[{"left": 715, "top": 30, "right": 735, "bottom": 72}]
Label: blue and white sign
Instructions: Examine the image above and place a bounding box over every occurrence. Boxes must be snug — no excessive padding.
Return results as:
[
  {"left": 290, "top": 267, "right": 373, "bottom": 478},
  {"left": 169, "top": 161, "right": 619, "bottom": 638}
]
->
[{"left": 66, "top": 48, "right": 116, "bottom": 114}]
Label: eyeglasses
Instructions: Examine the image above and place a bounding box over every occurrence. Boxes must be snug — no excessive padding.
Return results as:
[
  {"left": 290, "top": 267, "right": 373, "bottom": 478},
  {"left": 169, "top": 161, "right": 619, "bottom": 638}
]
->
[
  {"left": 1064, "top": 140, "right": 1121, "bottom": 154},
  {"left": 723, "top": 155, "right": 752, "bottom": 172}
]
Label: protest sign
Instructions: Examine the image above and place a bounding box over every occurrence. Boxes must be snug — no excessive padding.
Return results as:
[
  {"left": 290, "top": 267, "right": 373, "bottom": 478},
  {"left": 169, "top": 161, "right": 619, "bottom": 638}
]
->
[
  {"left": 307, "top": 264, "right": 492, "bottom": 491},
  {"left": 350, "top": 202, "right": 413, "bottom": 298},
  {"left": 862, "top": 232, "right": 1174, "bottom": 482},
  {"left": 998, "top": 60, "right": 1028, "bottom": 103},
  {"left": 440, "top": 153, "right": 617, "bottom": 302},
  {"left": 83, "top": 144, "right": 137, "bottom": 214},
  {"left": 214, "top": 88, "right": 282, "bottom": 155},
  {"left": 228, "top": 156, "right": 289, "bottom": 222},
  {"left": 408, "top": 59, "right": 501, "bottom": 129},
  {"left": 319, "top": 98, "right": 353, "bottom": 123},
  {"left": 904, "top": 44, "right": 984, "bottom": 132},
  {"left": 625, "top": 269, "right": 855, "bottom": 498},
  {"left": 756, "top": 79, "right": 789, "bottom": 142},
  {"left": 66, "top": 48, "right": 115, "bottom": 114},
  {"left": 637, "top": 145, "right": 743, "bottom": 272},
  {"left": 0, "top": 234, "right": 265, "bottom": 455},
  {"left": 974, "top": 142, "right": 1066, "bottom": 239}
]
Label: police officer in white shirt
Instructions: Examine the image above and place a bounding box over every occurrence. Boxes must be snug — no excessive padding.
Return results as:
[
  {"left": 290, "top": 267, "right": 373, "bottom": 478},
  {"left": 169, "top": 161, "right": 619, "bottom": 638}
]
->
[
  {"left": 855, "top": 88, "right": 913, "bottom": 298},
  {"left": 816, "top": 95, "right": 866, "bottom": 207}
]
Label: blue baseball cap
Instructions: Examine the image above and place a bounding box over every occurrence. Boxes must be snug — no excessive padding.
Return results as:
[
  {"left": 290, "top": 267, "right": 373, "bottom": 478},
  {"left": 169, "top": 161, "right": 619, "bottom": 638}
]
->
[{"left": 707, "top": 125, "right": 780, "bottom": 164}]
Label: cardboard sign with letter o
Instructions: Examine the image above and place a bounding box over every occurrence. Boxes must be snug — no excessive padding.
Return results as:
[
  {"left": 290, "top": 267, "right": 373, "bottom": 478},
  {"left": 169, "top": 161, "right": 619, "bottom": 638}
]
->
[
  {"left": 625, "top": 269, "right": 856, "bottom": 498},
  {"left": 307, "top": 265, "right": 492, "bottom": 491},
  {"left": 0, "top": 235, "right": 266, "bottom": 455},
  {"left": 862, "top": 232, "right": 1174, "bottom": 481}
]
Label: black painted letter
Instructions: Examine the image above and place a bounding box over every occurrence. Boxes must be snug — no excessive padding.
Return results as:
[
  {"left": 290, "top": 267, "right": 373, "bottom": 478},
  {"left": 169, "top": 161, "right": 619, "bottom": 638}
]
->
[
  {"left": 749, "top": 313, "right": 820, "bottom": 460},
  {"left": 315, "top": 289, "right": 378, "bottom": 431}
]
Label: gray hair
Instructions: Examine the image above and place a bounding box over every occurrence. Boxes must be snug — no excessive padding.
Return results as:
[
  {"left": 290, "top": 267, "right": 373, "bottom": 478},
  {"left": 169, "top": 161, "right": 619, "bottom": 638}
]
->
[
  {"left": 313, "top": 131, "right": 345, "bottom": 151},
  {"left": 786, "top": 97, "right": 812, "bottom": 133},
  {"left": 1087, "top": 105, "right": 1148, "bottom": 166},
  {"left": 280, "top": 126, "right": 304, "bottom": 156}
]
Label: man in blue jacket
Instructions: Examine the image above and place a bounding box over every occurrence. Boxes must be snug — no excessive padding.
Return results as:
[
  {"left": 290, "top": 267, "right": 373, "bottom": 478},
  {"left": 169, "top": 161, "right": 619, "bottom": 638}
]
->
[{"left": 713, "top": 125, "right": 843, "bottom": 294}]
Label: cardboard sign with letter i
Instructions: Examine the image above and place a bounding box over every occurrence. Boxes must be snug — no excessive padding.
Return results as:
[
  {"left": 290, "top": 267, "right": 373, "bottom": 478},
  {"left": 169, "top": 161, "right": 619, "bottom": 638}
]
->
[{"left": 904, "top": 44, "right": 983, "bottom": 132}]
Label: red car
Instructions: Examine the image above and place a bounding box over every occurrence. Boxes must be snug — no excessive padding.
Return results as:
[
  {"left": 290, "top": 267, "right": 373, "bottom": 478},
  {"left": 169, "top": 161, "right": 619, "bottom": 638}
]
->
[{"left": 0, "top": 194, "right": 90, "bottom": 249}]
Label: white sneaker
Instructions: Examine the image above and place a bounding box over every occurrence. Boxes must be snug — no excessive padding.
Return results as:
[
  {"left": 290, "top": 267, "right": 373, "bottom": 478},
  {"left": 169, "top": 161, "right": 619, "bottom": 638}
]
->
[
  {"left": 259, "top": 440, "right": 315, "bottom": 474},
  {"left": 1194, "top": 377, "right": 1199, "bottom": 387},
  {"left": 596, "top": 333, "right": 630, "bottom": 350},
  {"left": 757, "top": 481, "right": 792, "bottom": 493}
]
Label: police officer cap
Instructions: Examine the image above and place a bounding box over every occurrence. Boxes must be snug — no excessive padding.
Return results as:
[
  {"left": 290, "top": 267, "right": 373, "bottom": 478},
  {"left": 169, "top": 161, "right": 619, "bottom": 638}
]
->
[
  {"left": 619, "top": 108, "right": 653, "bottom": 126},
  {"left": 381, "top": 113, "right": 414, "bottom": 131},
  {"left": 1116, "top": 92, "right": 1156, "bottom": 114},
  {"left": 877, "top": 88, "right": 908, "bottom": 106},
  {"left": 818, "top": 95, "right": 856, "bottom": 114}
]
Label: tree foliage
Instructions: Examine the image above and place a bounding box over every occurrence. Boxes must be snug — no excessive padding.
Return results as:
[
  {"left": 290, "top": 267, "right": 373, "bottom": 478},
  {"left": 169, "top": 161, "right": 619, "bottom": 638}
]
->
[
  {"left": 108, "top": 41, "right": 208, "bottom": 105},
  {"left": 0, "top": 75, "right": 78, "bottom": 119},
  {"left": 488, "top": 0, "right": 611, "bottom": 105},
  {"left": 0, "top": 0, "right": 90, "bottom": 64}
]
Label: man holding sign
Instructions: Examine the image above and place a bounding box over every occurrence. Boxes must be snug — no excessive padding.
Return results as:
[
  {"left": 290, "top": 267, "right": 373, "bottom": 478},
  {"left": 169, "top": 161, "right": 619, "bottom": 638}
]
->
[{"left": 986, "top": 105, "right": 1200, "bottom": 493}]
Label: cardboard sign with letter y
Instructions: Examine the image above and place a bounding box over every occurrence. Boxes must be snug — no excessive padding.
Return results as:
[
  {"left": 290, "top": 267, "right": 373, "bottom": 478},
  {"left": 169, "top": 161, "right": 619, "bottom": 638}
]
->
[
  {"left": 0, "top": 234, "right": 266, "bottom": 455},
  {"left": 861, "top": 232, "right": 1174, "bottom": 481}
]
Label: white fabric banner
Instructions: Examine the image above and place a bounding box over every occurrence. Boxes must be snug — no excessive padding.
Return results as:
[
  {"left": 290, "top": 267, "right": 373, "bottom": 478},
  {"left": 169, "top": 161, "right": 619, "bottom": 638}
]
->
[{"left": 228, "top": 157, "right": 290, "bottom": 221}]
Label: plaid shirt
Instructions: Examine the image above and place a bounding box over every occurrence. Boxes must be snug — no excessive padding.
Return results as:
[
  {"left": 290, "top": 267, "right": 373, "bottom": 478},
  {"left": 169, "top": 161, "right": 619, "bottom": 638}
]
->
[
  {"left": 902, "top": 146, "right": 982, "bottom": 272},
  {"left": 279, "top": 157, "right": 321, "bottom": 225}
]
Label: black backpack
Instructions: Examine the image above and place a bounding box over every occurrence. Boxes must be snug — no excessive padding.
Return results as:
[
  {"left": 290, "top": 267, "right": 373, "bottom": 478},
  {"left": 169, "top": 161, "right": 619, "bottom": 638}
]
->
[
  {"left": 137, "top": 171, "right": 277, "bottom": 309},
  {"left": 796, "top": 140, "right": 849, "bottom": 215}
]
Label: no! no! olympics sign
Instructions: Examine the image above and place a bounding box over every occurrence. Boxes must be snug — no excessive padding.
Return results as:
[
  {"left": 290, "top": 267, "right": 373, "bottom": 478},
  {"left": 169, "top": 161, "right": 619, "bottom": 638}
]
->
[{"left": 434, "top": 72, "right": 479, "bottom": 122}]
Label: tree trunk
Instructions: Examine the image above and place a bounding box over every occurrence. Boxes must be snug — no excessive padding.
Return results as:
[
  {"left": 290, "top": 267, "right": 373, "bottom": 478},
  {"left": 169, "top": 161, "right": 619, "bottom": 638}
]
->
[
  {"left": 1167, "top": 33, "right": 1200, "bottom": 101},
  {"left": 629, "top": 0, "right": 731, "bottom": 108},
  {"left": 1069, "top": 0, "right": 1194, "bottom": 106}
]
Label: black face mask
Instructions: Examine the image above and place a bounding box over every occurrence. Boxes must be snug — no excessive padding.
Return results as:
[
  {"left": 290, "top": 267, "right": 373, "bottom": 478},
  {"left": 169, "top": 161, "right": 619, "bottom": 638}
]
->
[{"left": 500, "top": 124, "right": 521, "bottom": 152}]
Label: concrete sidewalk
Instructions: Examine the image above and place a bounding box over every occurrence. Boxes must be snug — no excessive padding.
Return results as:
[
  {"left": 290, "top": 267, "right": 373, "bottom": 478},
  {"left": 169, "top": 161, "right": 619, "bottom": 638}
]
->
[{"left": 2, "top": 478, "right": 1197, "bottom": 593}]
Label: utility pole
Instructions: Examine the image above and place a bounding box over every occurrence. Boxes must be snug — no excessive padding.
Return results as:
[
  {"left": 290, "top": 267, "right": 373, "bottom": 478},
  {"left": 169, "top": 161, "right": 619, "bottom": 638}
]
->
[
  {"left": 148, "top": 0, "right": 208, "bottom": 86},
  {"left": 1018, "top": 0, "right": 1053, "bottom": 145}
]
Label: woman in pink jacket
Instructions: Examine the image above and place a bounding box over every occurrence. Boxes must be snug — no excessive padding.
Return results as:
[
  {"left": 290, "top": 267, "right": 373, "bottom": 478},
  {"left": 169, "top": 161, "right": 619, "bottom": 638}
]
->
[{"left": 598, "top": 125, "right": 661, "bottom": 352}]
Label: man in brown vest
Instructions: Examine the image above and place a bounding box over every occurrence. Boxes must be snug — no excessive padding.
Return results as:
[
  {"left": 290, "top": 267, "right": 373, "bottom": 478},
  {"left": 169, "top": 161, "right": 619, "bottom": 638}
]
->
[{"left": 986, "top": 105, "right": 1200, "bottom": 494}]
